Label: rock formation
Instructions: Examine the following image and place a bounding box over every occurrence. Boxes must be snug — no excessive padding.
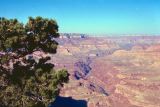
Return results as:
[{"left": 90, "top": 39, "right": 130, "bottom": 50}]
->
[{"left": 51, "top": 34, "right": 160, "bottom": 107}]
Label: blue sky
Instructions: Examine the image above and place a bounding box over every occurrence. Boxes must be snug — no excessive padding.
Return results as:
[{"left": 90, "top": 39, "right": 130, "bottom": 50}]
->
[{"left": 0, "top": 0, "right": 160, "bottom": 35}]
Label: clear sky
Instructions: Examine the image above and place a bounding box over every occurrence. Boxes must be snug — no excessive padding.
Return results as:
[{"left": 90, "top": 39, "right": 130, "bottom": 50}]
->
[{"left": 0, "top": 0, "right": 160, "bottom": 35}]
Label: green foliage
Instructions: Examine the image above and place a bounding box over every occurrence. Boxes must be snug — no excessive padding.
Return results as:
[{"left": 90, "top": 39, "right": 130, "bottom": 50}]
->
[
  {"left": 0, "top": 17, "right": 24, "bottom": 51},
  {"left": 0, "top": 17, "right": 69, "bottom": 107}
]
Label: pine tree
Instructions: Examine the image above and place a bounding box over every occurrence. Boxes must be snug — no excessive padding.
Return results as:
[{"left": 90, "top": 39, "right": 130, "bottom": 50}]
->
[{"left": 0, "top": 17, "right": 69, "bottom": 107}]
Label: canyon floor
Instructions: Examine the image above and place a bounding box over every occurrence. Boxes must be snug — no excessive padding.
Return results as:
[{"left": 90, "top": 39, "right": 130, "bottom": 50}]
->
[{"left": 51, "top": 35, "right": 160, "bottom": 107}]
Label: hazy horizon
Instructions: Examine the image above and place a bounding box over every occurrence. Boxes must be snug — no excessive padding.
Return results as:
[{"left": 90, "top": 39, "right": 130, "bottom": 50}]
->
[{"left": 0, "top": 0, "right": 160, "bottom": 35}]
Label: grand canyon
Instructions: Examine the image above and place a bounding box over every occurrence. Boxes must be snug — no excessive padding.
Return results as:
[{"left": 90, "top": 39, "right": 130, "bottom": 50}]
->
[
  {"left": 50, "top": 34, "right": 160, "bottom": 107},
  {"left": 1, "top": 0, "right": 159, "bottom": 106}
]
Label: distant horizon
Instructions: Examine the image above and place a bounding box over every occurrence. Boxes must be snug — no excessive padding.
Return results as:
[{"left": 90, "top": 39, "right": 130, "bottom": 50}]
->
[
  {"left": 0, "top": 0, "right": 160, "bottom": 35},
  {"left": 59, "top": 32, "right": 160, "bottom": 37}
]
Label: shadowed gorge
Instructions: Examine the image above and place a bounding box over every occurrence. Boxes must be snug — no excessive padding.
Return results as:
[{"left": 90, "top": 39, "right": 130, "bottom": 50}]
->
[{"left": 51, "top": 96, "right": 87, "bottom": 107}]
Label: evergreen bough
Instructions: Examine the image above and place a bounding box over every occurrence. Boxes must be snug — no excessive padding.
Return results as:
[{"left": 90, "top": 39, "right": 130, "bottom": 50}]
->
[{"left": 0, "top": 17, "right": 69, "bottom": 107}]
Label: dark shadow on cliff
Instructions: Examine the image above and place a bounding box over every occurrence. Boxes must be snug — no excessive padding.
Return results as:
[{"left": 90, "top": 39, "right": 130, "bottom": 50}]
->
[{"left": 50, "top": 96, "right": 87, "bottom": 107}]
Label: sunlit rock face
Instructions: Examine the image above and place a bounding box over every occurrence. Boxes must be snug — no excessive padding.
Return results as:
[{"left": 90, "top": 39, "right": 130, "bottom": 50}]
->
[{"left": 51, "top": 34, "right": 160, "bottom": 107}]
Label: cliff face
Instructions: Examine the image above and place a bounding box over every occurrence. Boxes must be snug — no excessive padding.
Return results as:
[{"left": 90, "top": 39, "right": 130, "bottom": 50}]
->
[{"left": 51, "top": 34, "right": 160, "bottom": 107}]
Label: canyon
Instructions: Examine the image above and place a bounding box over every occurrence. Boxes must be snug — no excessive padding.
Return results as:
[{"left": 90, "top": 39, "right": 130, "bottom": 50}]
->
[{"left": 51, "top": 34, "right": 160, "bottom": 107}]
